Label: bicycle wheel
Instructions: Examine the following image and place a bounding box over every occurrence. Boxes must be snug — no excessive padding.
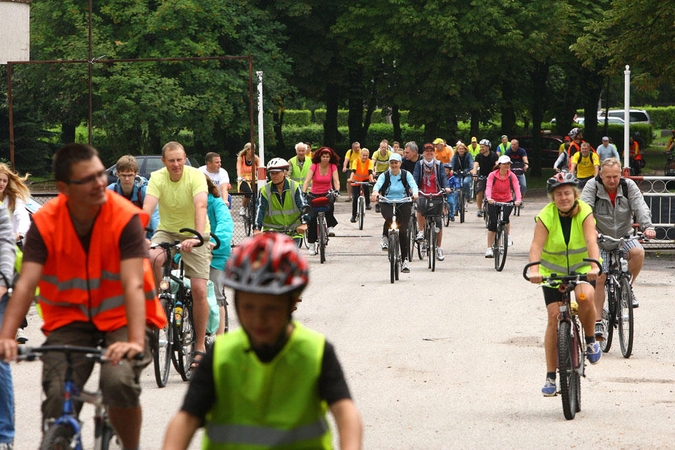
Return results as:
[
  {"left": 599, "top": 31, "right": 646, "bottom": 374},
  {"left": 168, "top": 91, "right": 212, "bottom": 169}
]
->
[
  {"left": 40, "top": 423, "right": 76, "bottom": 450},
  {"left": 394, "top": 233, "right": 400, "bottom": 281},
  {"left": 303, "top": 228, "right": 310, "bottom": 249},
  {"left": 601, "top": 283, "right": 615, "bottom": 353},
  {"left": 483, "top": 202, "right": 489, "bottom": 229},
  {"left": 99, "top": 421, "right": 116, "bottom": 450},
  {"left": 407, "top": 216, "right": 416, "bottom": 261},
  {"left": 153, "top": 298, "right": 173, "bottom": 387},
  {"left": 494, "top": 225, "right": 508, "bottom": 272},
  {"left": 443, "top": 199, "right": 450, "bottom": 227},
  {"left": 618, "top": 277, "right": 634, "bottom": 358},
  {"left": 176, "top": 299, "right": 196, "bottom": 381},
  {"left": 514, "top": 204, "right": 520, "bottom": 217},
  {"left": 557, "top": 320, "right": 578, "bottom": 420},
  {"left": 318, "top": 216, "right": 326, "bottom": 264},
  {"left": 358, "top": 196, "right": 365, "bottom": 230},
  {"left": 428, "top": 223, "right": 436, "bottom": 272},
  {"left": 458, "top": 189, "right": 466, "bottom": 223},
  {"left": 388, "top": 233, "right": 396, "bottom": 283}
]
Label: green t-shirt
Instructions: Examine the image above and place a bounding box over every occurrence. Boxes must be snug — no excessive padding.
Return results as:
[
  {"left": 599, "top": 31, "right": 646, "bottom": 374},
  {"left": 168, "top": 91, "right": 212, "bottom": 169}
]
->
[{"left": 147, "top": 166, "right": 210, "bottom": 234}]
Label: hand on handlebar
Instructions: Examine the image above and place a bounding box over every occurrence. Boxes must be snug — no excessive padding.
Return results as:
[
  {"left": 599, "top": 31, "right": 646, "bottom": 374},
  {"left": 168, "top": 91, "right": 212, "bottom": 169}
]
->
[
  {"left": 487, "top": 198, "right": 495, "bottom": 205},
  {"left": 296, "top": 223, "right": 308, "bottom": 234},
  {"left": 644, "top": 228, "right": 656, "bottom": 239},
  {"left": 180, "top": 237, "right": 201, "bottom": 253},
  {"left": 515, "top": 200, "right": 522, "bottom": 207},
  {"left": 586, "top": 267, "right": 600, "bottom": 282}
]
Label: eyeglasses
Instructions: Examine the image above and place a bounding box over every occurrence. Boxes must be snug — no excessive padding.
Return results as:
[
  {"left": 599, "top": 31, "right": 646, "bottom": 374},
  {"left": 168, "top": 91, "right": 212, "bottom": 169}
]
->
[{"left": 68, "top": 171, "right": 107, "bottom": 185}]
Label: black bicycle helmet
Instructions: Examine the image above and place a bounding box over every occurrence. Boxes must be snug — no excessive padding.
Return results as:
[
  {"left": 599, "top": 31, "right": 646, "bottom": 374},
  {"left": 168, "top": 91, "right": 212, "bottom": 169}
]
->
[
  {"left": 224, "top": 233, "right": 309, "bottom": 296},
  {"left": 547, "top": 172, "right": 578, "bottom": 193}
]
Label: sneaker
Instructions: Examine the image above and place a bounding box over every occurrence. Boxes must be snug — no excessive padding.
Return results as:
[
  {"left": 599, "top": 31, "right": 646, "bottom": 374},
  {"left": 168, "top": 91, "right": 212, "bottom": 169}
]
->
[
  {"left": 345, "top": 197, "right": 352, "bottom": 202},
  {"left": 508, "top": 236, "right": 513, "bottom": 247},
  {"left": 309, "top": 243, "right": 317, "bottom": 256},
  {"left": 328, "top": 227, "right": 335, "bottom": 237},
  {"left": 15, "top": 328, "right": 28, "bottom": 344},
  {"left": 454, "top": 210, "right": 458, "bottom": 216},
  {"left": 366, "top": 205, "right": 372, "bottom": 210},
  {"left": 381, "top": 236, "right": 388, "bottom": 250},
  {"left": 450, "top": 215, "right": 455, "bottom": 222},
  {"left": 0, "top": 443, "right": 14, "bottom": 450},
  {"left": 416, "top": 231, "right": 425, "bottom": 242},
  {"left": 595, "top": 321, "right": 606, "bottom": 342},
  {"left": 436, "top": 247, "right": 445, "bottom": 261},
  {"left": 485, "top": 248, "right": 494, "bottom": 258},
  {"left": 541, "top": 378, "right": 557, "bottom": 397},
  {"left": 401, "top": 258, "right": 410, "bottom": 273},
  {"left": 587, "top": 341, "right": 602, "bottom": 364},
  {"left": 631, "top": 289, "right": 639, "bottom": 308},
  {"left": 477, "top": 210, "right": 483, "bottom": 217},
  {"left": 350, "top": 216, "right": 357, "bottom": 223},
  {"left": 239, "top": 206, "right": 247, "bottom": 216},
  {"left": 375, "top": 204, "right": 381, "bottom": 213}
]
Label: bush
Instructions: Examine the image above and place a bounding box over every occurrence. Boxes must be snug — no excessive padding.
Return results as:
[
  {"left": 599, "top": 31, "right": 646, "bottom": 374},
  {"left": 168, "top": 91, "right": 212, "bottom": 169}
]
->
[
  {"left": 644, "top": 106, "right": 675, "bottom": 129},
  {"left": 283, "top": 110, "right": 312, "bottom": 127}
]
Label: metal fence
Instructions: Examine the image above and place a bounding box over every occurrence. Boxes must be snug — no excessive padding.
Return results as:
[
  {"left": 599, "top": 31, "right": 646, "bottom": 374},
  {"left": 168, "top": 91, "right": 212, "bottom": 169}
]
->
[{"left": 630, "top": 176, "right": 675, "bottom": 250}]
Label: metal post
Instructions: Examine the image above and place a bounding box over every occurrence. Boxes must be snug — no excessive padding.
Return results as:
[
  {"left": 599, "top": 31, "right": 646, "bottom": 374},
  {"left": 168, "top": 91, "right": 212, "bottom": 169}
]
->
[
  {"left": 623, "top": 65, "right": 630, "bottom": 171},
  {"left": 256, "top": 70, "right": 265, "bottom": 188}
]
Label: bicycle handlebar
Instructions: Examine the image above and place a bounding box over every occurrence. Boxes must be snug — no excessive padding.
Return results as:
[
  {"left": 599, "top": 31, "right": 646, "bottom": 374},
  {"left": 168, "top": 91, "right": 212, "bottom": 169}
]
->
[
  {"left": 597, "top": 232, "right": 646, "bottom": 245},
  {"left": 378, "top": 196, "right": 413, "bottom": 204},
  {"left": 492, "top": 201, "right": 515, "bottom": 207},
  {"left": 150, "top": 228, "right": 205, "bottom": 251},
  {"left": 18, "top": 345, "right": 144, "bottom": 362},
  {"left": 210, "top": 232, "right": 221, "bottom": 250},
  {"left": 418, "top": 191, "right": 444, "bottom": 198},
  {"left": 522, "top": 258, "right": 603, "bottom": 282}
]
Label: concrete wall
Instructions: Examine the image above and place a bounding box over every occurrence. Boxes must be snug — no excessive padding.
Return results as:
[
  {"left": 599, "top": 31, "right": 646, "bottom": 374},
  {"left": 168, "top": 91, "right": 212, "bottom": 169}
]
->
[{"left": 0, "top": 1, "right": 30, "bottom": 64}]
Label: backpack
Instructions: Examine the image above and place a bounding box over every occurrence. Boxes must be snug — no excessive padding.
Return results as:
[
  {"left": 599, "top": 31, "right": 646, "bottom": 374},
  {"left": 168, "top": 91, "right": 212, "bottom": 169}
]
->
[
  {"left": 380, "top": 169, "right": 412, "bottom": 197},
  {"left": 594, "top": 175, "right": 628, "bottom": 204}
]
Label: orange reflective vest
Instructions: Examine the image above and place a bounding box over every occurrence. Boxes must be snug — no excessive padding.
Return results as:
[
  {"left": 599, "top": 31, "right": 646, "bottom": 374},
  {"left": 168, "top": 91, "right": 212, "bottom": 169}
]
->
[
  {"left": 32, "top": 191, "right": 165, "bottom": 334},
  {"left": 351, "top": 158, "right": 372, "bottom": 184}
]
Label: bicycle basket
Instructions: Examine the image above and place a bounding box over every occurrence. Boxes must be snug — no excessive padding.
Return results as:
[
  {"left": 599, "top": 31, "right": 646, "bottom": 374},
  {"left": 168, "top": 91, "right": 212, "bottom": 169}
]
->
[{"left": 420, "top": 197, "right": 443, "bottom": 217}]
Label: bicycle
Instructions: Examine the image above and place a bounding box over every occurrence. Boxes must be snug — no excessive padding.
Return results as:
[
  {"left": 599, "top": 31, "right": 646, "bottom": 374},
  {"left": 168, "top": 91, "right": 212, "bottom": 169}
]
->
[
  {"left": 491, "top": 201, "right": 514, "bottom": 272},
  {"left": 351, "top": 181, "right": 373, "bottom": 230},
  {"left": 523, "top": 259, "right": 602, "bottom": 420},
  {"left": 380, "top": 196, "right": 413, "bottom": 283},
  {"left": 442, "top": 189, "right": 454, "bottom": 227},
  {"left": 308, "top": 190, "right": 338, "bottom": 264},
  {"left": 150, "top": 228, "right": 204, "bottom": 387},
  {"left": 598, "top": 233, "right": 644, "bottom": 358},
  {"left": 417, "top": 191, "right": 444, "bottom": 272},
  {"left": 455, "top": 169, "right": 472, "bottom": 223},
  {"left": 408, "top": 202, "right": 419, "bottom": 262},
  {"left": 17, "top": 344, "right": 141, "bottom": 450},
  {"left": 481, "top": 198, "right": 489, "bottom": 229}
]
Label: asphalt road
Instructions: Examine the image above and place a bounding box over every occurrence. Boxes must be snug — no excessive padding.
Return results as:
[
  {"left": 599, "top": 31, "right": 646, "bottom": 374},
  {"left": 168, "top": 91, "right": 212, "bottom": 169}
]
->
[{"left": 10, "top": 192, "right": 675, "bottom": 449}]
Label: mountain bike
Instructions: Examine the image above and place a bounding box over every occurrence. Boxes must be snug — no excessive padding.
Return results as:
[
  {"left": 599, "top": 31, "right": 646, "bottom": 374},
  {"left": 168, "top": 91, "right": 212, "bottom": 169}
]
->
[
  {"left": 351, "top": 181, "right": 373, "bottom": 230},
  {"left": 491, "top": 201, "right": 514, "bottom": 272},
  {"left": 598, "top": 233, "right": 643, "bottom": 358},
  {"left": 308, "top": 190, "right": 338, "bottom": 264},
  {"left": 523, "top": 259, "right": 602, "bottom": 420},
  {"left": 18, "top": 344, "right": 142, "bottom": 450},
  {"left": 380, "top": 196, "right": 413, "bottom": 283},
  {"left": 150, "top": 228, "right": 204, "bottom": 387},
  {"left": 418, "top": 191, "right": 444, "bottom": 272}
]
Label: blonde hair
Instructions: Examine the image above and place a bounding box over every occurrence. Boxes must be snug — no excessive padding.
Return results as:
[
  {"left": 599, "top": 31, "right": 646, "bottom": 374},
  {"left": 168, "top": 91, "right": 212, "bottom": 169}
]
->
[
  {"left": 0, "top": 163, "right": 30, "bottom": 212},
  {"left": 238, "top": 142, "right": 255, "bottom": 158}
]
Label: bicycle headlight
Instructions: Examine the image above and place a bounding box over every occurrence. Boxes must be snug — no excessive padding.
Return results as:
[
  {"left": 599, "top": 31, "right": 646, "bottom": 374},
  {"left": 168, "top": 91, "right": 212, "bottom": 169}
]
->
[
  {"left": 391, "top": 222, "right": 398, "bottom": 230},
  {"left": 159, "top": 280, "right": 170, "bottom": 291}
]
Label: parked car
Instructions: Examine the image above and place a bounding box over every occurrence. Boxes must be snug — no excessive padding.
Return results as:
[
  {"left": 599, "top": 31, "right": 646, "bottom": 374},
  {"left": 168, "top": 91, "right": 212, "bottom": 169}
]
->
[
  {"left": 105, "top": 155, "right": 194, "bottom": 185},
  {"left": 599, "top": 109, "right": 651, "bottom": 125},
  {"left": 511, "top": 135, "right": 563, "bottom": 168},
  {"left": 575, "top": 116, "right": 625, "bottom": 126}
]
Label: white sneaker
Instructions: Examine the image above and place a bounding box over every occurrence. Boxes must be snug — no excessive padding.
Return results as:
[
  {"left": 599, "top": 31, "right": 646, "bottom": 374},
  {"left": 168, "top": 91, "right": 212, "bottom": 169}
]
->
[
  {"left": 508, "top": 236, "right": 513, "bottom": 247},
  {"left": 436, "top": 247, "right": 445, "bottom": 261},
  {"left": 381, "top": 236, "right": 388, "bottom": 250},
  {"left": 485, "top": 248, "right": 494, "bottom": 258},
  {"left": 328, "top": 227, "right": 335, "bottom": 237},
  {"left": 401, "top": 258, "right": 410, "bottom": 273},
  {"left": 16, "top": 328, "right": 28, "bottom": 344},
  {"left": 309, "top": 243, "right": 317, "bottom": 256},
  {"left": 239, "top": 206, "right": 247, "bottom": 216},
  {"left": 416, "top": 231, "right": 425, "bottom": 241}
]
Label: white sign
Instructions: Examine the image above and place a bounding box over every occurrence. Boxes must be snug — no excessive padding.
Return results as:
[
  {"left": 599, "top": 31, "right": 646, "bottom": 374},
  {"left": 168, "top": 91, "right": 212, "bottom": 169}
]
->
[{"left": 0, "top": 1, "right": 31, "bottom": 64}]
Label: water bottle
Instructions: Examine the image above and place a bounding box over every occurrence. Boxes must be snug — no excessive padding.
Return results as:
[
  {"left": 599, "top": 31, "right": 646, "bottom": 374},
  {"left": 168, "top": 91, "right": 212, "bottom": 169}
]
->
[{"left": 174, "top": 301, "right": 183, "bottom": 327}]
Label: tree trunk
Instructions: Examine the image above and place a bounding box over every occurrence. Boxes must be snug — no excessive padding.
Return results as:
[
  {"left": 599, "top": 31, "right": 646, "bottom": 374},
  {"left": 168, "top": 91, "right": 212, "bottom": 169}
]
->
[
  {"left": 61, "top": 121, "right": 76, "bottom": 145},
  {"left": 348, "top": 68, "right": 366, "bottom": 144},
  {"left": 500, "top": 79, "right": 517, "bottom": 136},
  {"left": 392, "top": 104, "right": 401, "bottom": 143},
  {"left": 323, "top": 83, "right": 340, "bottom": 149},
  {"left": 529, "top": 60, "right": 550, "bottom": 177}
]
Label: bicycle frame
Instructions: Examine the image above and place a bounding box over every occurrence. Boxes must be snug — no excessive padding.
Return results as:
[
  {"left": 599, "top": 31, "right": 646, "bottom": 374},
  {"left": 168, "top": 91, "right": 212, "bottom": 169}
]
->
[
  {"left": 380, "top": 197, "right": 412, "bottom": 283},
  {"left": 419, "top": 191, "right": 444, "bottom": 272}
]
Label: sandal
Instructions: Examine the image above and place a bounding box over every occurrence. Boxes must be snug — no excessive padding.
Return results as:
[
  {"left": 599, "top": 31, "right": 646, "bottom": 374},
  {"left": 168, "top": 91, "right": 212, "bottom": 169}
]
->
[{"left": 189, "top": 351, "right": 206, "bottom": 371}]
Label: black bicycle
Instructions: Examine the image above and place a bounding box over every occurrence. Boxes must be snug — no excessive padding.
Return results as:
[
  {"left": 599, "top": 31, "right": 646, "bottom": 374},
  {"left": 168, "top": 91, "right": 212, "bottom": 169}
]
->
[
  {"left": 418, "top": 191, "right": 444, "bottom": 272},
  {"left": 491, "top": 201, "right": 514, "bottom": 272},
  {"left": 408, "top": 202, "right": 418, "bottom": 262},
  {"left": 308, "top": 190, "right": 338, "bottom": 264},
  {"left": 455, "top": 169, "right": 472, "bottom": 223},
  {"left": 598, "top": 233, "right": 643, "bottom": 358},
  {"left": 523, "top": 259, "right": 602, "bottom": 420},
  {"left": 380, "top": 196, "right": 413, "bottom": 283}
]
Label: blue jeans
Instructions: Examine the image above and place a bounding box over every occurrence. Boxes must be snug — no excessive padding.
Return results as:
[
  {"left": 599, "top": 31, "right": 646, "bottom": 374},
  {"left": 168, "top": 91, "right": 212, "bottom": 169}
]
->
[
  {"left": 447, "top": 192, "right": 458, "bottom": 215},
  {"left": 457, "top": 174, "right": 472, "bottom": 199},
  {"left": 0, "top": 294, "right": 14, "bottom": 444},
  {"left": 515, "top": 173, "right": 527, "bottom": 197}
]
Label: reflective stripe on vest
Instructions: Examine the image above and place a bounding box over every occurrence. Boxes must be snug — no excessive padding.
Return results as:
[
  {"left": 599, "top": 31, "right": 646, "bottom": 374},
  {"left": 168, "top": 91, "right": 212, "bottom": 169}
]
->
[
  {"left": 537, "top": 201, "right": 594, "bottom": 277},
  {"left": 206, "top": 417, "right": 329, "bottom": 447},
  {"left": 260, "top": 181, "right": 301, "bottom": 231}
]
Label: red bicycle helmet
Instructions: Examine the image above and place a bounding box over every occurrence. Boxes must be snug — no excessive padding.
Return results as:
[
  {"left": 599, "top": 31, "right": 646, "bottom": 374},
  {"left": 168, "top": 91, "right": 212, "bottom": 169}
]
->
[{"left": 224, "top": 233, "right": 309, "bottom": 296}]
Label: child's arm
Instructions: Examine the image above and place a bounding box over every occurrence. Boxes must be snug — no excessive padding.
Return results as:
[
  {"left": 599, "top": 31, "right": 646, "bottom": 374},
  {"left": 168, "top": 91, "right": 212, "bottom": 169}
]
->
[{"left": 330, "top": 399, "right": 363, "bottom": 450}]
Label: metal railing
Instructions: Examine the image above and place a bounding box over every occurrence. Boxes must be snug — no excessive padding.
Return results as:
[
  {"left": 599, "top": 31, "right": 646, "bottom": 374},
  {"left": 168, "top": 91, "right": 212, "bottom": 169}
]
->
[{"left": 629, "top": 176, "right": 675, "bottom": 249}]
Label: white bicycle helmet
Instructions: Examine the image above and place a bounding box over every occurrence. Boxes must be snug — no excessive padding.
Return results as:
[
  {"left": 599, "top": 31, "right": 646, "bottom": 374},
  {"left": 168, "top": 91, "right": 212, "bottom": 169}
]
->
[
  {"left": 479, "top": 139, "right": 491, "bottom": 148},
  {"left": 267, "top": 157, "right": 289, "bottom": 171}
]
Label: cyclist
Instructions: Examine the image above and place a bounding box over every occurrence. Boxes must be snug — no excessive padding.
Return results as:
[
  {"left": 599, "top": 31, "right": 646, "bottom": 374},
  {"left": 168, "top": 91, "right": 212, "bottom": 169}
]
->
[
  {"left": 413, "top": 143, "right": 451, "bottom": 261},
  {"left": 450, "top": 141, "right": 475, "bottom": 205},
  {"left": 472, "top": 139, "right": 499, "bottom": 218},
  {"left": 303, "top": 147, "right": 341, "bottom": 255},
  {"left": 371, "top": 153, "right": 419, "bottom": 272},
  {"left": 198, "top": 152, "right": 230, "bottom": 203},
  {"left": 570, "top": 142, "right": 600, "bottom": 190},
  {"left": 372, "top": 140, "right": 393, "bottom": 178},
  {"left": 341, "top": 142, "right": 361, "bottom": 202},
  {"left": 162, "top": 233, "right": 363, "bottom": 450},
  {"left": 401, "top": 141, "right": 420, "bottom": 173},
  {"left": 580, "top": 157, "right": 656, "bottom": 338},
  {"left": 484, "top": 155, "right": 522, "bottom": 258},
  {"left": 433, "top": 138, "right": 453, "bottom": 164},
  {"left": 0, "top": 143, "right": 165, "bottom": 450},
  {"left": 0, "top": 203, "right": 15, "bottom": 450},
  {"left": 504, "top": 139, "right": 529, "bottom": 204},
  {"left": 144, "top": 141, "right": 212, "bottom": 371},
  {"left": 443, "top": 163, "right": 461, "bottom": 221},
  {"left": 496, "top": 135, "right": 509, "bottom": 156},
  {"left": 289, "top": 142, "right": 311, "bottom": 189},
  {"left": 526, "top": 172, "right": 601, "bottom": 396},
  {"left": 235, "top": 142, "right": 260, "bottom": 217},
  {"left": 567, "top": 128, "right": 593, "bottom": 162},
  {"left": 107, "top": 154, "right": 159, "bottom": 238},
  {"left": 254, "top": 158, "right": 309, "bottom": 245},
  {"left": 467, "top": 136, "right": 480, "bottom": 158},
  {"left": 348, "top": 148, "right": 375, "bottom": 223}
]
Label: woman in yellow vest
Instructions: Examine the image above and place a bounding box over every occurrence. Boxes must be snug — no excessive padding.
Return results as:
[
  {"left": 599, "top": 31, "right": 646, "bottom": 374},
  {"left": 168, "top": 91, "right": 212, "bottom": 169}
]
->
[
  {"left": 347, "top": 148, "right": 375, "bottom": 222},
  {"left": 163, "top": 233, "right": 363, "bottom": 450},
  {"left": 526, "top": 172, "right": 601, "bottom": 397}
]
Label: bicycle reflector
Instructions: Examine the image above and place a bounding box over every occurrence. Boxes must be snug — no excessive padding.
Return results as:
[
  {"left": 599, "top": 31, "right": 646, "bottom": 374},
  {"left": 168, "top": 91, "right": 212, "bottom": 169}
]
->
[{"left": 311, "top": 197, "right": 330, "bottom": 207}]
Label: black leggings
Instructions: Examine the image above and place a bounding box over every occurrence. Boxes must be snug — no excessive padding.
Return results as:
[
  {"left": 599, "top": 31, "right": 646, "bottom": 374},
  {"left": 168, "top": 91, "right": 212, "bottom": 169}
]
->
[
  {"left": 380, "top": 202, "right": 412, "bottom": 260},
  {"left": 351, "top": 184, "right": 371, "bottom": 217},
  {"left": 307, "top": 194, "right": 338, "bottom": 244}
]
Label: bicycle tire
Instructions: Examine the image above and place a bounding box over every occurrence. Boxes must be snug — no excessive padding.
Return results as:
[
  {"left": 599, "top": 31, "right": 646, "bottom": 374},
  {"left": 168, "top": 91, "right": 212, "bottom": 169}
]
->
[
  {"left": 407, "top": 216, "right": 416, "bottom": 262},
  {"left": 40, "top": 423, "right": 75, "bottom": 450},
  {"left": 358, "top": 196, "right": 365, "bottom": 230},
  {"left": 176, "top": 297, "right": 196, "bottom": 381},
  {"left": 458, "top": 189, "right": 465, "bottom": 223},
  {"left": 494, "top": 225, "right": 508, "bottom": 272},
  {"left": 618, "top": 277, "right": 634, "bottom": 358},
  {"left": 394, "top": 233, "right": 400, "bottom": 281},
  {"left": 303, "top": 229, "right": 310, "bottom": 249},
  {"left": 319, "top": 216, "right": 326, "bottom": 264},
  {"left": 100, "top": 421, "right": 116, "bottom": 450},
  {"left": 483, "top": 202, "right": 489, "bottom": 229},
  {"left": 153, "top": 298, "right": 173, "bottom": 387},
  {"left": 388, "top": 233, "right": 396, "bottom": 283},
  {"left": 557, "top": 320, "right": 578, "bottom": 420},
  {"left": 428, "top": 224, "right": 436, "bottom": 272},
  {"left": 601, "top": 283, "right": 615, "bottom": 353},
  {"left": 443, "top": 199, "right": 450, "bottom": 227},
  {"left": 246, "top": 200, "right": 255, "bottom": 236}
]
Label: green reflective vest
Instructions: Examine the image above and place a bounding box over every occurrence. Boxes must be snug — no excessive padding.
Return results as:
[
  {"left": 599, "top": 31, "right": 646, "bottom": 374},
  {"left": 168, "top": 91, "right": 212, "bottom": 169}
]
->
[
  {"left": 204, "top": 322, "right": 332, "bottom": 450},
  {"left": 536, "top": 200, "right": 595, "bottom": 276},
  {"left": 288, "top": 156, "right": 310, "bottom": 187},
  {"left": 260, "top": 180, "right": 302, "bottom": 237}
]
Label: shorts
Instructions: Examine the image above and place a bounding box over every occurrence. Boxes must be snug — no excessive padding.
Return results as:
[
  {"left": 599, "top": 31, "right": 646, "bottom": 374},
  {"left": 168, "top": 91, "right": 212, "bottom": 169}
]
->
[
  {"left": 41, "top": 323, "right": 153, "bottom": 420},
  {"left": 543, "top": 282, "right": 596, "bottom": 306},
  {"left": 152, "top": 230, "right": 212, "bottom": 279},
  {"left": 599, "top": 238, "right": 641, "bottom": 273},
  {"left": 209, "top": 266, "right": 227, "bottom": 307},
  {"left": 475, "top": 178, "right": 486, "bottom": 194}
]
